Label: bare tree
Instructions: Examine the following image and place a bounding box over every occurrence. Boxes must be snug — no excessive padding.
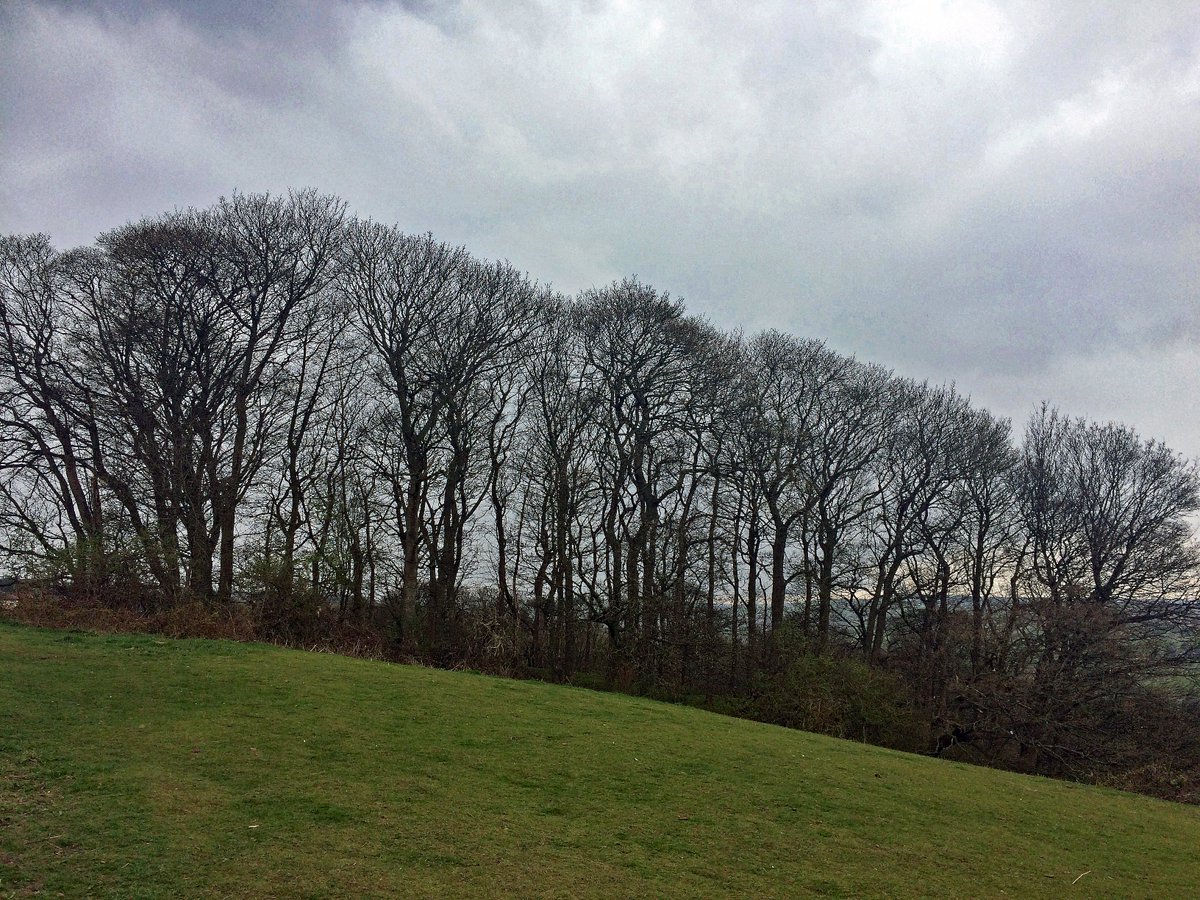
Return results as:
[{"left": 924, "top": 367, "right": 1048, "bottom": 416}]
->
[
  {"left": 575, "top": 278, "right": 715, "bottom": 678},
  {"left": 797, "top": 354, "right": 893, "bottom": 650},
  {"left": 999, "top": 407, "right": 1200, "bottom": 773},
  {"left": 346, "top": 223, "right": 542, "bottom": 654},
  {"left": 0, "top": 235, "right": 104, "bottom": 585},
  {"left": 859, "top": 381, "right": 973, "bottom": 661}
]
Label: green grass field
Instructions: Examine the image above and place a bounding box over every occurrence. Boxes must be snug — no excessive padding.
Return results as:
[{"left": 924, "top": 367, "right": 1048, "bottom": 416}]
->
[{"left": 2, "top": 621, "right": 1198, "bottom": 898}]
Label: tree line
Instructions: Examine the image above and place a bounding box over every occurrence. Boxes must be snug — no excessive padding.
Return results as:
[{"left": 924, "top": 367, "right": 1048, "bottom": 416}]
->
[{"left": 3, "top": 191, "right": 1198, "bottom": 795}]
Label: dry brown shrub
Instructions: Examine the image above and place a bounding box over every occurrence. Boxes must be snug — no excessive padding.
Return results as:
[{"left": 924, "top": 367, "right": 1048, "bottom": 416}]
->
[
  {"left": 1099, "top": 763, "right": 1200, "bottom": 805},
  {"left": 2, "top": 588, "right": 252, "bottom": 640},
  {"left": 0, "top": 586, "right": 411, "bottom": 665}
]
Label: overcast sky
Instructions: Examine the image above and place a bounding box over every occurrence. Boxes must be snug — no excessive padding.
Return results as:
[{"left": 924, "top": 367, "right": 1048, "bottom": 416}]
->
[{"left": 2, "top": 0, "right": 1198, "bottom": 453}]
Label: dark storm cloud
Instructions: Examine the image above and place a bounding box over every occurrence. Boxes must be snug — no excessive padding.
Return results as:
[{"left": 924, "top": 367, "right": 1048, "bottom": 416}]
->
[
  {"left": 30, "top": 0, "right": 430, "bottom": 46},
  {"left": 1, "top": 0, "right": 1198, "bottom": 453}
]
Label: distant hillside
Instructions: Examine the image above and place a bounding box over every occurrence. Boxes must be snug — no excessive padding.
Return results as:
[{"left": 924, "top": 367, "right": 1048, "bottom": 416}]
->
[{"left": 2, "top": 622, "right": 1198, "bottom": 898}]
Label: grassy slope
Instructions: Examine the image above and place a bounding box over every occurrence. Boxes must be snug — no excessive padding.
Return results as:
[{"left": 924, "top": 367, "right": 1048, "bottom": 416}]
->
[{"left": 1, "top": 622, "right": 1197, "bottom": 899}]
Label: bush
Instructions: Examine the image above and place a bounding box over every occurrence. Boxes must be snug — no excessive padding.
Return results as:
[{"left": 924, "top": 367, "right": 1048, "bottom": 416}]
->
[
  {"left": 1100, "top": 763, "right": 1200, "bottom": 805},
  {"left": 735, "top": 636, "right": 926, "bottom": 752},
  {"left": 1, "top": 587, "right": 258, "bottom": 641},
  {"left": 0, "top": 585, "right": 399, "bottom": 661}
]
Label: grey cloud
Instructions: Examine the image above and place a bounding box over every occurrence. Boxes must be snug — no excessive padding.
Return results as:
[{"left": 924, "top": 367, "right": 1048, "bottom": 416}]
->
[
  {"left": 28, "top": 0, "right": 421, "bottom": 46},
  {"left": 1, "top": 0, "right": 1198, "bottom": 453}
]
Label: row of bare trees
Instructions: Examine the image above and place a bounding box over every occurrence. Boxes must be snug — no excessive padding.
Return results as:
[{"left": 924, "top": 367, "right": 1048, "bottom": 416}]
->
[{"left": 3, "top": 192, "right": 1198, "bottom": 787}]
